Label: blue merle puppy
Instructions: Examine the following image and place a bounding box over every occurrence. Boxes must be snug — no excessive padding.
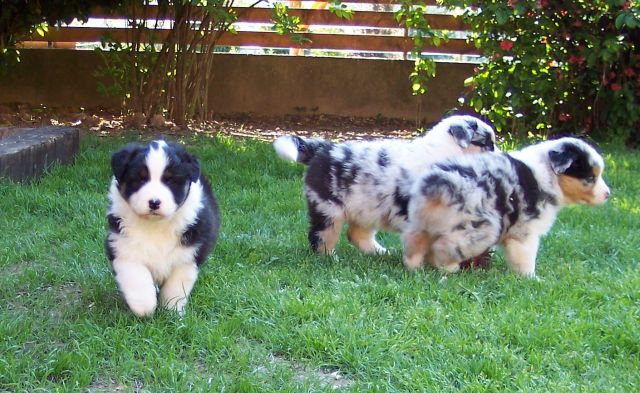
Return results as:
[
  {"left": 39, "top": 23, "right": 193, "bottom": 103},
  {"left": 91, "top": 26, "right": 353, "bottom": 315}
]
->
[
  {"left": 273, "top": 115, "right": 498, "bottom": 255},
  {"left": 106, "top": 140, "right": 220, "bottom": 317},
  {"left": 402, "top": 137, "right": 610, "bottom": 277}
]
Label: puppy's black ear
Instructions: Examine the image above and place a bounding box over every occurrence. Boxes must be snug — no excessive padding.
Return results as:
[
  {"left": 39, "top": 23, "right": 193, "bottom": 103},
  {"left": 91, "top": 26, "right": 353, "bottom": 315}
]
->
[
  {"left": 465, "top": 118, "right": 479, "bottom": 132},
  {"left": 177, "top": 149, "right": 201, "bottom": 183},
  {"left": 549, "top": 148, "right": 578, "bottom": 174},
  {"left": 449, "top": 124, "right": 472, "bottom": 149},
  {"left": 111, "top": 144, "right": 142, "bottom": 182}
]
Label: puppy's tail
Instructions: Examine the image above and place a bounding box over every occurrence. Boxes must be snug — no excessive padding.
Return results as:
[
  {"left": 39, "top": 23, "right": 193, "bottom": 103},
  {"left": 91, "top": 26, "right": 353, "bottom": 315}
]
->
[{"left": 273, "top": 135, "right": 331, "bottom": 165}]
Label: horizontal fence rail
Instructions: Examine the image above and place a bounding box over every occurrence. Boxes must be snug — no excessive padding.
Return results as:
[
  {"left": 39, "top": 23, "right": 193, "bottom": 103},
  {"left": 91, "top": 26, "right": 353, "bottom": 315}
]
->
[{"left": 22, "top": 1, "right": 479, "bottom": 59}]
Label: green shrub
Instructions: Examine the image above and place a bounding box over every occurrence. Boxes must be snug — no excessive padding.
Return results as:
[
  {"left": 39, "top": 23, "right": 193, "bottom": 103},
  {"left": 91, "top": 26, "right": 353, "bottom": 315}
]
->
[
  {"left": 443, "top": 0, "right": 640, "bottom": 144},
  {"left": 0, "top": 0, "right": 123, "bottom": 72}
]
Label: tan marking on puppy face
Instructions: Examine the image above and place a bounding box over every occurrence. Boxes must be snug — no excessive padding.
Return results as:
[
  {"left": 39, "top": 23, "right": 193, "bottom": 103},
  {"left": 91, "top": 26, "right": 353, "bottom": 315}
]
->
[
  {"left": 550, "top": 138, "right": 610, "bottom": 205},
  {"left": 558, "top": 171, "right": 609, "bottom": 205},
  {"left": 465, "top": 144, "right": 485, "bottom": 154}
]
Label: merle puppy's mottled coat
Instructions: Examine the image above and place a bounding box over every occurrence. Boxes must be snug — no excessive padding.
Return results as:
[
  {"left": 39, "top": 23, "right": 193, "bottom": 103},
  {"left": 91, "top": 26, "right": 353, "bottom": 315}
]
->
[
  {"left": 402, "top": 137, "right": 610, "bottom": 277},
  {"left": 106, "top": 140, "right": 220, "bottom": 317},
  {"left": 273, "top": 115, "right": 498, "bottom": 254}
]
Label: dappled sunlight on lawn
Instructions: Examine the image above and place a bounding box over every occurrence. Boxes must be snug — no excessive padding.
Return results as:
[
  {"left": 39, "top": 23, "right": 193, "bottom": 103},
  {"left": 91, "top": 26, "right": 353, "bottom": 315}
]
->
[{"left": 612, "top": 197, "right": 640, "bottom": 215}]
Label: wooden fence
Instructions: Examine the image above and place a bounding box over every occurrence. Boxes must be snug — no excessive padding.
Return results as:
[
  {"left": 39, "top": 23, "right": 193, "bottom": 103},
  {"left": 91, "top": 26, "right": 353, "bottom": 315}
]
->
[
  {"left": 22, "top": 0, "right": 477, "bottom": 59},
  {"left": 5, "top": 1, "right": 478, "bottom": 121}
]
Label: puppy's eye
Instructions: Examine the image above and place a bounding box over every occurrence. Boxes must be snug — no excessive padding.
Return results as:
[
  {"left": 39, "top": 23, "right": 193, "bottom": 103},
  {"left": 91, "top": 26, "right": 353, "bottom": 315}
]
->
[
  {"left": 470, "top": 139, "right": 493, "bottom": 151},
  {"left": 163, "top": 174, "right": 183, "bottom": 184},
  {"left": 130, "top": 171, "right": 148, "bottom": 186}
]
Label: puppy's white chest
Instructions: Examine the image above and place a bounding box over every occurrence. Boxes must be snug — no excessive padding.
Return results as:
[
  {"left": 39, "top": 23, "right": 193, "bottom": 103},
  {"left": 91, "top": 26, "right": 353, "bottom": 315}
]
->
[{"left": 112, "top": 220, "right": 196, "bottom": 283}]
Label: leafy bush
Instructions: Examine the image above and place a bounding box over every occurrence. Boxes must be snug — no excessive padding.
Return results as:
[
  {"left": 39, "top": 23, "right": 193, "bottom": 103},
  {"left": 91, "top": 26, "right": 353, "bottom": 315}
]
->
[
  {"left": 96, "top": 1, "right": 351, "bottom": 125},
  {"left": 396, "top": 0, "right": 447, "bottom": 96},
  {"left": 96, "top": 0, "right": 240, "bottom": 125},
  {"left": 441, "top": 0, "right": 640, "bottom": 144},
  {"left": 0, "top": 0, "right": 122, "bottom": 72}
]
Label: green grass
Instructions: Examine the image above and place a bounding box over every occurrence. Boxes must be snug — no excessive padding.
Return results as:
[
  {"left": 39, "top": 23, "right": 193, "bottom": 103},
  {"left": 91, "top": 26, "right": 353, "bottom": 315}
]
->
[{"left": 0, "top": 133, "right": 638, "bottom": 392}]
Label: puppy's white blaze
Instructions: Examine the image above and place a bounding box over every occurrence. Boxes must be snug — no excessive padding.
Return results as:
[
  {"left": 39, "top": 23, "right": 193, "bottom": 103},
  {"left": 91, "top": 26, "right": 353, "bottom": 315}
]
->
[
  {"left": 588, "top": 147, "right": 610, "bottom": 205},
  {"left": 585, "top": 149, "right": 609, "bottom": 205},
  {"left": 273, "top": 136, "right": 299, "bottom": 162},
  {"left": 594, "top": 178, "right": 610, "bottom": 205},
  {"left": 126, "top": 141, "right": 179, "bottom": 217},
  {"left": 147, "top": 140, "right": 169, "bottom": 182}
]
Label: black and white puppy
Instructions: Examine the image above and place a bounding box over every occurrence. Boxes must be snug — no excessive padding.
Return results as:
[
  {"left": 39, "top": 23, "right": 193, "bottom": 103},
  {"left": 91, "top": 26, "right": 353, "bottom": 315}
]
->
[
  {"left": 273, "top": 115, "right": 498, "bottom": 254},
  {"left": 106, "top": 140, "right": 220, "bottom": 317},
  {"left": 402, "top": 137, "right": 610, "bottom": 277}
]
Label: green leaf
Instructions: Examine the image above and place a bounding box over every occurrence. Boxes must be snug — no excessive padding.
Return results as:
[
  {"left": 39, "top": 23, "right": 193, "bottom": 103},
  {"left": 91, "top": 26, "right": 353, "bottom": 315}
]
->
[
  {"left": 625, "top": 14, "right": 638, "bottom": 29},
  {"left": 329, "top": 0, "right": 354, "bottom": 20},
  {"left": 495, "top": 7, "right": 510, "bottom": 25},
  {"left": 615, "top": 12, "right": 627, "bottom": 29}
]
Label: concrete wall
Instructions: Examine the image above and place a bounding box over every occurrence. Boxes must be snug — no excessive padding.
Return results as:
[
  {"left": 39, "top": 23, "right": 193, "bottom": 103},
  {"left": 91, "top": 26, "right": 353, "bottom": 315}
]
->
[
  {"left": 0, "top": 49, "right": 474, "bottom": 123},
  {"left": 0, "top": 50, "right": 121, "bottom": 109}
]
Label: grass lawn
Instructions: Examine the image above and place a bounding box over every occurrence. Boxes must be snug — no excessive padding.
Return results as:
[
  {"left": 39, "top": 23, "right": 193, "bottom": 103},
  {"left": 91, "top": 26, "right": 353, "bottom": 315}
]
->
[{"left": 0, "top": 132, "right": 638, "bottom": 392}]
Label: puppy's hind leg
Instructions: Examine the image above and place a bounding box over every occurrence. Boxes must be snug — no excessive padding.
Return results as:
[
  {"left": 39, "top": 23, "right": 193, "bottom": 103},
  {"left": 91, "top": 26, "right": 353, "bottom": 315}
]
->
[
  {"left": 430, "top": 228, "right": 499, "bottom": 273},
  {"left": 112, "top": 260, "right": 157, "bottom": 318},
  {"left": 160, "top": 262, "right": 199, "bottom": 316},
  {"left": 347, "top": 223, "right": 387, "bottom": 254},
  {"left": 428, "top": 235, "right": 470, "bottom": 273},
  {"left": 402, "top": 230, "right": 433, "bottom": 271},
  {"left": 308, "top": 202, "right": 344, "bottom": 254}
]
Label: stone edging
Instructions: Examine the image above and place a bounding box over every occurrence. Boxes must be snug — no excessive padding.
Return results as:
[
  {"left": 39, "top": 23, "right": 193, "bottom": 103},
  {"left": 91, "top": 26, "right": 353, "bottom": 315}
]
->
[{"left": 0, "top": 126, "right": 79, "bottom": 182}]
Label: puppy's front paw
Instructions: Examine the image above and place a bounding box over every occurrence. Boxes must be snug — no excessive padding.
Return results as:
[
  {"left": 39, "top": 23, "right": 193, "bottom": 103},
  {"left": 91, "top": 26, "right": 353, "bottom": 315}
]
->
[
  {"left": 440, "top": 262, "right": 461, "bottom": 274},
  {"left": 519, "top": 270, "right": 538, "bottom": 280},
  {"left": 126, "top": 293, "right": 158, "bottom": 318},
  {"left": 161, "top": 295, "right": 187, "bottom": 316},
  {"left": 373, "top": 244, "right": 388, "bottom": 255},
  {"left": 113, "top": 261, "right": 158, "bottom": 318},
  {"left": 512, "top": 264, "right": 537, "bottom": 278},
  {"left": 403, "top": 253, "right": 424, "bottom": 271}
]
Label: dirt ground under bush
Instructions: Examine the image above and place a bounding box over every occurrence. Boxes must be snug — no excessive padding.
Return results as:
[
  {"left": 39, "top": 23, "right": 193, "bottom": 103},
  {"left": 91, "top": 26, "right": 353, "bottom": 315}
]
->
[{"left": 0, "top": 104, "right": 420, "bottom": 141}]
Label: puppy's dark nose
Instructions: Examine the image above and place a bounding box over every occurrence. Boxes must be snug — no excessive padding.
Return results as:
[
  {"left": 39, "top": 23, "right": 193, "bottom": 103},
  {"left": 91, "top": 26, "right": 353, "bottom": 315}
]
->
[{"left": 149, "top": 199, "right": 161, "bottom": 211}]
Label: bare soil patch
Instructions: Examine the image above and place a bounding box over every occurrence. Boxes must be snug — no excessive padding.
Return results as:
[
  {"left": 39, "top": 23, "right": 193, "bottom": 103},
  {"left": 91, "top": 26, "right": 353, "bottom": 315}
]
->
[
  {"left": 256, "top": 354, "right": 355, "bottom": 390},
  {"left": 0, "top": 104, "right": 419, "bottom": 141}
]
